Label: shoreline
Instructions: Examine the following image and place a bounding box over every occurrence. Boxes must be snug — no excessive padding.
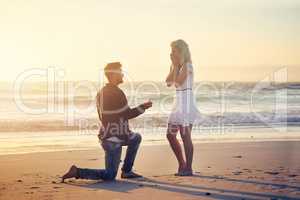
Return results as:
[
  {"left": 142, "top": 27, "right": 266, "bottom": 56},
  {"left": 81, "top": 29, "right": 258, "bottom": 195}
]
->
[
  {"left": 1, "top": 137, "right": 300, "bottom": 155},
  {"left": 1, "top": 129, "right": 300, "bottom": 156},
  {"left": 1, "top": 138, "right": 300, "bottom": 156}
]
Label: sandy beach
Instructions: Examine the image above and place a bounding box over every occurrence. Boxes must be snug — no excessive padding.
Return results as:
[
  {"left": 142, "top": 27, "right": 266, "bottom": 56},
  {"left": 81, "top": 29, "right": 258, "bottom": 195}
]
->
[
  {"left": 1, "top": 0, "right": 300, "bottom": 199},
  {"left": 0, "top": 141, "right": 299, "bottom": 200}
]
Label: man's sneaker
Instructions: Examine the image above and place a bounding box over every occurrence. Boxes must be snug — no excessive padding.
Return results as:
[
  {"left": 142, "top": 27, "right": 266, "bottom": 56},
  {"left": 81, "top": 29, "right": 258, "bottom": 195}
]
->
[{"left": 121, "top": 171, "right": 143, "bottom": 179}]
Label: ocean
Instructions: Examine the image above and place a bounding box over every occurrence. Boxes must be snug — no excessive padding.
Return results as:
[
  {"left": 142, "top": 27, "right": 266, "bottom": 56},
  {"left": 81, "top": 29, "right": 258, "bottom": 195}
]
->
[{"left": 1, "top": 81, "right": 300, "bottom": 155}]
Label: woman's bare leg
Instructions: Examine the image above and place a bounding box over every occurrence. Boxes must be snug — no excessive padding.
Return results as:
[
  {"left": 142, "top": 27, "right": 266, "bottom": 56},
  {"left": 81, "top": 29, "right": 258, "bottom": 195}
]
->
[
  {"left": 166, "top": 124, "right": 186, "bottom": 172},
  {"left": 180, "top": 124, "right": 194, "bottom": 173}
]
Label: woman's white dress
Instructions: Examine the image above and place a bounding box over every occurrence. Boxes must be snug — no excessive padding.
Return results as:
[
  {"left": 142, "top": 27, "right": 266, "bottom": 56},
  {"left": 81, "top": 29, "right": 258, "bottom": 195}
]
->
[{"left": 168, "top": 63, "right": 200, "bottom": 127}]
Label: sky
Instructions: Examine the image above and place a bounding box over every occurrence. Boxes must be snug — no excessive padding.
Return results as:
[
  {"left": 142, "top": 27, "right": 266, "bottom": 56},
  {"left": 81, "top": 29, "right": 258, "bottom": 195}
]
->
[{"left": 0, "top": 0, "right": 299, "bottom": 82}]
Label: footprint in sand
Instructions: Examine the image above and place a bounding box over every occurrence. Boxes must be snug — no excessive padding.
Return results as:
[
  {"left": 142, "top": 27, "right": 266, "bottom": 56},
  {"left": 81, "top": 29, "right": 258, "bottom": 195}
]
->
[
  {"left": 43, "top": 194, "right": 53, "bottom": 199},
  {"left": 25, "top": 191, "right": 34, "bottom": 194},
  {"left": 232, "top": 171, "right": 243, "bottom": 175},
  {"left": 264, "top": 171, "right": 280, "bottom": 175},
  {"left": 88, "top": 158, "right": 98, "bottom": 161},
  {"left": 232, "top": 155, "right": 242, "bottom": 158},
  {"left": 30, "top": 186, "right": 40, "bottom": 189}
]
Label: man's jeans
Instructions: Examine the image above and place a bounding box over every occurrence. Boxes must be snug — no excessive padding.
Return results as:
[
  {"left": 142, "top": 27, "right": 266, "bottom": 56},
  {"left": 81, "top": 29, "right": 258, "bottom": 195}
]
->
[{"left": 77, "top": 133, "right": 142, "bottom": 180}]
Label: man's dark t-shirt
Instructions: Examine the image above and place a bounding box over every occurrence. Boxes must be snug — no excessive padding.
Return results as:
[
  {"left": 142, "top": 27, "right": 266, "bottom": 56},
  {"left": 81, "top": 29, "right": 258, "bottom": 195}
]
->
[{"left": 96, "top": 83, "right": 144, "bottom": 141}]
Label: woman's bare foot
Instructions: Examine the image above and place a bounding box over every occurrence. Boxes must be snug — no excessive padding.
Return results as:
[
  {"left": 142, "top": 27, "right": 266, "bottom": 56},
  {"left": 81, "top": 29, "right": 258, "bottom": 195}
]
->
[
  {"left": 179, "top": 162, "right": 187, "bottom": 172},
  {"left": 175, "top": 169, "right": 193, "bottom": 176},
  {"left": 175, "top": 163, "right": 186, "bottom": 176},
  {"left": 184, "top": 169, "right": 193, "bottom": 176},
  {"left": 183, "top": 166, "right": 193, "bottom": 176},
  {"left": 61, "top": 165, "right": 79, "bottom": 183}
]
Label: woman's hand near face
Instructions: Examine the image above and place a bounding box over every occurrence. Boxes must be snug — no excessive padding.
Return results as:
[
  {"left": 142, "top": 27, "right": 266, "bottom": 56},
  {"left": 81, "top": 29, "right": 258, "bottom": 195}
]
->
[
  {"left": 170, "top": 53, "right": 174, "bottom": 63},
  {"left": 166, "top": 65, "right": 175, "bottom": 87},
  {"left": 174, "top": 64, "right": 188, "bottom": 88},
  {"left": 170, "top": 53, "right": 180, "bottom": 67},
  {"left": 167, "top": 51, "right": 181, "bottom": 87}
]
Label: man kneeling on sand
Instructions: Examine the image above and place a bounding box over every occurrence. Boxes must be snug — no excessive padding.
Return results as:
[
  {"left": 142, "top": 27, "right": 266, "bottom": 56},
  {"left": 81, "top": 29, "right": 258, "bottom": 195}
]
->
[{"left": 62, "top": 62, "right": 152, "bottom": 182}]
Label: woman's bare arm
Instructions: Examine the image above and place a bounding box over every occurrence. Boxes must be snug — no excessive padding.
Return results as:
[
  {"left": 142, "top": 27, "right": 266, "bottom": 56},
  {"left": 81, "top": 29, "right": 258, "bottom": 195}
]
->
[
  {"left": 165, "top": 65, "right": 176, "bottom": 87},
  {"left": 174, "top": 64, "right": 189, "bottom": 88}
]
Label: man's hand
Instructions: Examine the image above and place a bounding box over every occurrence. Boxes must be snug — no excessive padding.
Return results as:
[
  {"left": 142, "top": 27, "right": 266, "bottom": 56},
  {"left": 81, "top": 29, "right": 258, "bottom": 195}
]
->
[{"left": 140, "top": 101, "right": 152, "bottom": 110}]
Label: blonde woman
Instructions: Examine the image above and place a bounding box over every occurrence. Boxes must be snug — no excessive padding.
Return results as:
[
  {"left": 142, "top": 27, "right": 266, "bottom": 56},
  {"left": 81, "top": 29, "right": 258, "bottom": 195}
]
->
[{"left": 165, "top": 39, "right": 200, "bottom": 176}]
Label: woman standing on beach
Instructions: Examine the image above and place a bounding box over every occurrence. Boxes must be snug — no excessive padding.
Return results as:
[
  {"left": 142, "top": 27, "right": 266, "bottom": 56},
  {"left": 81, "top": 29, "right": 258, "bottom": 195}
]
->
[{"left": 165, "top": 39, "right": 200, "bottom": 176}]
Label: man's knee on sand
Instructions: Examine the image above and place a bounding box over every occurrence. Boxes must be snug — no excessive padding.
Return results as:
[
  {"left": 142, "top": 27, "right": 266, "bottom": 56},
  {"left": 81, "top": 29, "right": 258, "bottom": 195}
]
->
[
  {"left": 129, "top": 133, "right": 142, "bottom": 144},
  {"left": 103, "top": 169, "right": 118, "bottom": 180}
]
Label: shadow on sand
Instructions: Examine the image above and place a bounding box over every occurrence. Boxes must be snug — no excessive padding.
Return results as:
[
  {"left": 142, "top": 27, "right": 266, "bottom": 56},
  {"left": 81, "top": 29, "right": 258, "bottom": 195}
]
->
[{"left": 65, "top": 174, "right": 300, "bottom": 200}]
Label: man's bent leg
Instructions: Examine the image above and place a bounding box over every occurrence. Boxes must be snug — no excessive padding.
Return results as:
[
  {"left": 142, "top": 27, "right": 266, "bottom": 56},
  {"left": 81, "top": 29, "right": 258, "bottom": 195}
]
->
[
  {"left": 77, "top": 141, "right": 122, "bottom": 180},
  {"left": 122, "top": 133, "right": 142, "bottom": 173}
]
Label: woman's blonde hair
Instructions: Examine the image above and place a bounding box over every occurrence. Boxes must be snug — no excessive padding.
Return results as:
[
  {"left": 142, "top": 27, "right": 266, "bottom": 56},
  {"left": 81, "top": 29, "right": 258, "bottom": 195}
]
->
[{"left": 170, "top": 39, "right": 192, "bottom": 64}]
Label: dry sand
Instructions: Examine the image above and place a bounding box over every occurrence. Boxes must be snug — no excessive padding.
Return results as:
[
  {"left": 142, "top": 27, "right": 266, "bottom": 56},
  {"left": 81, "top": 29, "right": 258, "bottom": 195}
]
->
[{"left": 0, "top": 141, "right": 299, "bottom": 200}]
